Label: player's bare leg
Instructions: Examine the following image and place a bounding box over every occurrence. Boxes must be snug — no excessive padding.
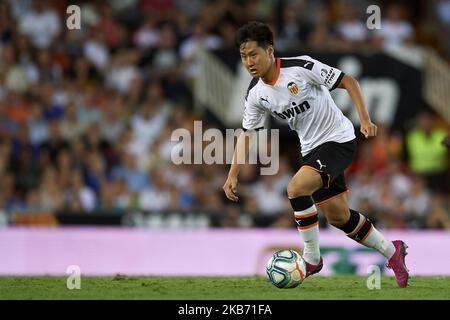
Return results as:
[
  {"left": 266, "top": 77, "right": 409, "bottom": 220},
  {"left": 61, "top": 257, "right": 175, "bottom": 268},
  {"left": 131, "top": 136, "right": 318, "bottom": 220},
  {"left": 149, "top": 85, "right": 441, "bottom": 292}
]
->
[
  {"left": 287, "top": 167, "right": 324, "bottom": 275},
  {"left": 317, "top": 193, "right": 410, "bottom": 288}
]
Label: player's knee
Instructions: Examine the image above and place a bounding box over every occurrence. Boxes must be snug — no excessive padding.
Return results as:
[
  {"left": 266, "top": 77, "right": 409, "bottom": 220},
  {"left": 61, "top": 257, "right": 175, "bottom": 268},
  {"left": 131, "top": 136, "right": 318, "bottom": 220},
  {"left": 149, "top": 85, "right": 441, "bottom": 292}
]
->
[{"left": 287, "top": 177, "right": 317, "bottom": 198}]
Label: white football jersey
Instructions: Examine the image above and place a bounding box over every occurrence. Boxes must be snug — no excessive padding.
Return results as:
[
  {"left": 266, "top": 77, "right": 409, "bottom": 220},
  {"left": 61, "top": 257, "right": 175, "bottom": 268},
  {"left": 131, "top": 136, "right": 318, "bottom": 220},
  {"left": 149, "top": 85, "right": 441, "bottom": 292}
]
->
[{"left": 242, "top": 55, "right": 356, "bottom": 156}]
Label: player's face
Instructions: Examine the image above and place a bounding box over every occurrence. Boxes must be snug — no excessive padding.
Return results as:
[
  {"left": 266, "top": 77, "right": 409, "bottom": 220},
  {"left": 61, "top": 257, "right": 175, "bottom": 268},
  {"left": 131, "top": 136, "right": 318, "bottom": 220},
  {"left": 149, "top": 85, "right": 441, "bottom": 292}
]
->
[{"left": 239, "top": 41, "right": 273, "bottom": 78}]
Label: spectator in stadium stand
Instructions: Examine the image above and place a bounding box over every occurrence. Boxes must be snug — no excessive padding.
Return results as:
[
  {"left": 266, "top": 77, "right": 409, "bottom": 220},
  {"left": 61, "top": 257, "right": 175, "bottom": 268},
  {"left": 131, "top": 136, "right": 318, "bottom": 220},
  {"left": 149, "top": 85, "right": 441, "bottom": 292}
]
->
[
  {"left": 1, "top": 44, "right": 30, "bottom": 93},
  {"left": 373, "top": 3, "right": 415, "bottom": 51},
  {"left": 250, "top": 173, "right": 290, "bottom": 216},
  {"left": 17, "top": 0, "right": 61, "bottom": 50},
  {"left": 139, "top": 171, "right": 171, "bottom": 211},
  {"left": 435, "top": 0, "right": 450, "bottom": 59},
  {"left": 59, "top": 101, "right": 85, "bottom": 142},
  {"left": 28, "top": 102, "right": 49, "bottom": 146},
  {"left": 99, "top": 94, "right": 127, "bottom": 144},
  {"left": 403, "top": 176, "right": 431, "bottom": 228},
  {"left": 179, "top": 20, "right": 222, "bottom": 78},
  {"left": 82, "top": 150, "right": 108, "bottom": 196},
  {"left": 39, "top": 119, "right": 69, "bottom": 167},
  {"left": 64, "top": 170, "right": 97, "bottom": 213},
  {"left": 89, "top": 2, "right": 121, "bottom": 49},
  {"left": 424, "top": 193, "right": 450, "bottom": 229},
  {"left": 38, "top": 167, "right": 63, "bottom": 212},
  {"left": 306, "top": 5, "right": 335, "bottom": 50},
  {"left": 111, "top": 151, "right": 149, "bottom": 189},
  {"left": 405, "top": 110, "right": 449, "bottom": 192},
  {"left": 0, "top": 1, "right": 14, "bottom": 45},
  {"left": 272, "top": 2, "right": 311, "bottom": 52},
  {"left": 334, "top": 3, "right": 369, "bottom": 50}
]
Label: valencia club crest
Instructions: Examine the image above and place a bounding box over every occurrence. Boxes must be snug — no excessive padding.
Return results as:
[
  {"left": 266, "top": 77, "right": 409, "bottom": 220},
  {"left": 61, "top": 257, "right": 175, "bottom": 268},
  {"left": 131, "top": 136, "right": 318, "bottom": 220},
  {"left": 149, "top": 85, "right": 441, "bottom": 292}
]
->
[{"left": 287, "top": 82, "right": 299, "bottom": 95}]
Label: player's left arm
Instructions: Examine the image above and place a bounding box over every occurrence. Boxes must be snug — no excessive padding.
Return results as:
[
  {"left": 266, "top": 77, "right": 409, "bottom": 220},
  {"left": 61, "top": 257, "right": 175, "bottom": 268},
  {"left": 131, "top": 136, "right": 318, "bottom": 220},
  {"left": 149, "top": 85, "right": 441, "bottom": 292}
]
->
[
  {"left": 295, "top": 55, "right": 376, "bottom": 138},
  {"left": 337, "top": 74, "right": 377, "bottom": 138}
]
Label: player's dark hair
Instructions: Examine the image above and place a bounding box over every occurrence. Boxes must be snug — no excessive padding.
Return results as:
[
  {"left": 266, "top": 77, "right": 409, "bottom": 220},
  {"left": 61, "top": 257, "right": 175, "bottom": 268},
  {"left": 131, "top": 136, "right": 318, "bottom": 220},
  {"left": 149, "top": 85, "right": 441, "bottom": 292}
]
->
[{"left": 235, "top": 21, "right": 274, "bottom": 49}]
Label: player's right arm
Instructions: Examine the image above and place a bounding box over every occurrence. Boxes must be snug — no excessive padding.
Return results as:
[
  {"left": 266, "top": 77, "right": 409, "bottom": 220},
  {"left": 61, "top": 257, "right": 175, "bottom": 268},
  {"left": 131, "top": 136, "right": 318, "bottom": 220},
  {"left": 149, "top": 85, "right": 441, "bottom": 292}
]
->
[{"left": 223, "top": 80, "right": 266, "bottom": 202}]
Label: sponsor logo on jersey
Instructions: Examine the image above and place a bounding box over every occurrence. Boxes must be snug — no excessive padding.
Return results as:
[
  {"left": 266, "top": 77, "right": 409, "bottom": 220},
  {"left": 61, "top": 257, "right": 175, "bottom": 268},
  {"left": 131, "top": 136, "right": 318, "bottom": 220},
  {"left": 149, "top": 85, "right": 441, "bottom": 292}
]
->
[
  {"left": 274, "top": 101, "right": 311, "bottom": 120},
  {"left": 324, "top": 68, "right": 336, "bottom": 86},
  {"left": 287, "top": 82, "right": 299, "bottom": 95}
]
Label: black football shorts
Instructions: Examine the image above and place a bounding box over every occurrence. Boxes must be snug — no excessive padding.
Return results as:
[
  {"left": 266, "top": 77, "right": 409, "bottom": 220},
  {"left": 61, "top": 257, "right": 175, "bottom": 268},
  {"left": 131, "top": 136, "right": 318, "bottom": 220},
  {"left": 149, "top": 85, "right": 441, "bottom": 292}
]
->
[{"left": 301, "top": 139, "right": 356, "bottom": 204}]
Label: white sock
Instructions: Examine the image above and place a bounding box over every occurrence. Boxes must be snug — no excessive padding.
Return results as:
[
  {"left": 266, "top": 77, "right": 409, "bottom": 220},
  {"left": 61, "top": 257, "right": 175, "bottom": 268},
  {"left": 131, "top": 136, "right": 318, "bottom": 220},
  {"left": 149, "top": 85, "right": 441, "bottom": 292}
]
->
[
  {"left": 294, "top": 204, "right": 320, "bottom": 264},
  {"left": 361, "top": 227, "right": 395, "bottom": 259}
]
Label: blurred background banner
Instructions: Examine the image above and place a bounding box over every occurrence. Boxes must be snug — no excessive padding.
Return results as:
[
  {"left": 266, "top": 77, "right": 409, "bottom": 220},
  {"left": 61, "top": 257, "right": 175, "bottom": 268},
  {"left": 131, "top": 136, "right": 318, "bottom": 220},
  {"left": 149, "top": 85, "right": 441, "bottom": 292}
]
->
[
  {"left": 0, "top": 0, "right": 449, "bottom": 276},
  {"left": 0, "top": 228, "right": 449, "bottom": 276}
]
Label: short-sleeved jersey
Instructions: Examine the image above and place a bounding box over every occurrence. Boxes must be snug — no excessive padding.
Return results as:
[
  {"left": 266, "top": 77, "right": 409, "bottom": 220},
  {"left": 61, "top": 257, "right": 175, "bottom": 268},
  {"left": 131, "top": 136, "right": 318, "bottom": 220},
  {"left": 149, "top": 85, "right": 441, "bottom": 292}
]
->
[{"left": 242, "top": 55, "right": 356, "bottom": 156}]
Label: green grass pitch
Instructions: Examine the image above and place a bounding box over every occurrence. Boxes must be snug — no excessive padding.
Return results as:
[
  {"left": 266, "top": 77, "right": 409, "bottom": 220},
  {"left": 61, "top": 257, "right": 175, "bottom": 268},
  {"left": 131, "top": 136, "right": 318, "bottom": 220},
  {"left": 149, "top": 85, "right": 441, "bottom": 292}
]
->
[{"left": 1, "top": 276, "right": 449, "bottom": 300}]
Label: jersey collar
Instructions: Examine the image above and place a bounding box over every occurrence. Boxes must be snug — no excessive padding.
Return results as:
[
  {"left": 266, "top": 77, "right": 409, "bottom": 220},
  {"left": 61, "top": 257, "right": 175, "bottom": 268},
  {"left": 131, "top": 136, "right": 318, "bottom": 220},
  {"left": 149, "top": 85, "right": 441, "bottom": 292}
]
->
[{"left": 262, "top": 58, "right": 280, "bottom": 86}]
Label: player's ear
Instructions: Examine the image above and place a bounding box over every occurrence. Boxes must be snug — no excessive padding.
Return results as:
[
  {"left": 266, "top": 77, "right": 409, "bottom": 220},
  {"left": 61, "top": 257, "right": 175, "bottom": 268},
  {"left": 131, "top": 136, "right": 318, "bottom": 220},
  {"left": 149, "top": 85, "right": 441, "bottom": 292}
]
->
[{"left": 266, "top": 45, "right": 274, "bottom": 57}]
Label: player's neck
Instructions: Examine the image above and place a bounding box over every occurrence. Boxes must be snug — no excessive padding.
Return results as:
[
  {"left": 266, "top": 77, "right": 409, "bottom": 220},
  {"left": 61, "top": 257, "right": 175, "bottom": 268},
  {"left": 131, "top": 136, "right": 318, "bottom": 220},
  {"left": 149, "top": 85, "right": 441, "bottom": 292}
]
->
[{"left": 262, "top": 58, "right": 279, "bottom": 85}]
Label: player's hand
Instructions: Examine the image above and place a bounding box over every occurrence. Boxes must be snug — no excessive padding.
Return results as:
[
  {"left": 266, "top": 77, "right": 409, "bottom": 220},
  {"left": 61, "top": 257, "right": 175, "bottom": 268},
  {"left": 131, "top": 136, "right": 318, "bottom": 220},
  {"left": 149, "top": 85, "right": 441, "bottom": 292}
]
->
[
  {"left": 360, "top": 120, "right": 377, "bottom": 138},
  {"left": 223, "top": 176, "right": 239, "bottom": 202}
]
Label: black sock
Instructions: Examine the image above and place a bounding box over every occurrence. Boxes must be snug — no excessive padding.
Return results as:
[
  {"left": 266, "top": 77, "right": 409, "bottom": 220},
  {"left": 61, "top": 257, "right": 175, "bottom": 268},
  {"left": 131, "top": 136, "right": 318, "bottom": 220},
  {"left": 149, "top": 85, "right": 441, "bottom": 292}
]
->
[{"left": 337, "top": 209, "right": 373, "bottom": 243}]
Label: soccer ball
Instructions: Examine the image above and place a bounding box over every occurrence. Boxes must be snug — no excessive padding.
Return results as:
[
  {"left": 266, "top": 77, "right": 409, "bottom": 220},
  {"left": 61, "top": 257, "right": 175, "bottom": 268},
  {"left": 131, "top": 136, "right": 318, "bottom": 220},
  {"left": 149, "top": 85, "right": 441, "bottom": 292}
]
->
[{"left": 266, "top": 249, "right": 306, "bottom": 288}]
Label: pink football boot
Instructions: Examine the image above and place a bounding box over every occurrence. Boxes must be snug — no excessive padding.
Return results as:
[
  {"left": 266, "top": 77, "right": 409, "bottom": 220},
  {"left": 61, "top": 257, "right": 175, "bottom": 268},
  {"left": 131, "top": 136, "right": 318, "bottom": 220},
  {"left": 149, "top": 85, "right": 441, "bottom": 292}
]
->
[
  {"left": 386, "top": 240, "right": 410, "bottom": 288},
  {"left": 304, "top": 256, "right": 323, "bottom": 277}
]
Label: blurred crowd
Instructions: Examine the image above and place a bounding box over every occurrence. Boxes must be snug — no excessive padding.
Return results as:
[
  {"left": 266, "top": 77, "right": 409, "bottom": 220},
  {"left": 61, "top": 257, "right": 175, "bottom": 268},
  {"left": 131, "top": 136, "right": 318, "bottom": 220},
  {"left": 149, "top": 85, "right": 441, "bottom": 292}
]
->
[{"left": 0, "top": 0, "right": 449, "bottom": 229}]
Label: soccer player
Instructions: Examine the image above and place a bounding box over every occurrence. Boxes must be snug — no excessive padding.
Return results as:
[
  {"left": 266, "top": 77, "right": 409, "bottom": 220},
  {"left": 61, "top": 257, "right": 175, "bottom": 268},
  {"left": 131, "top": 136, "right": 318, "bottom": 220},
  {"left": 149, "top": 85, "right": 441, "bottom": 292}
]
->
[{"left": 223, "top": 21, "right": 409, "bottom": 287}]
